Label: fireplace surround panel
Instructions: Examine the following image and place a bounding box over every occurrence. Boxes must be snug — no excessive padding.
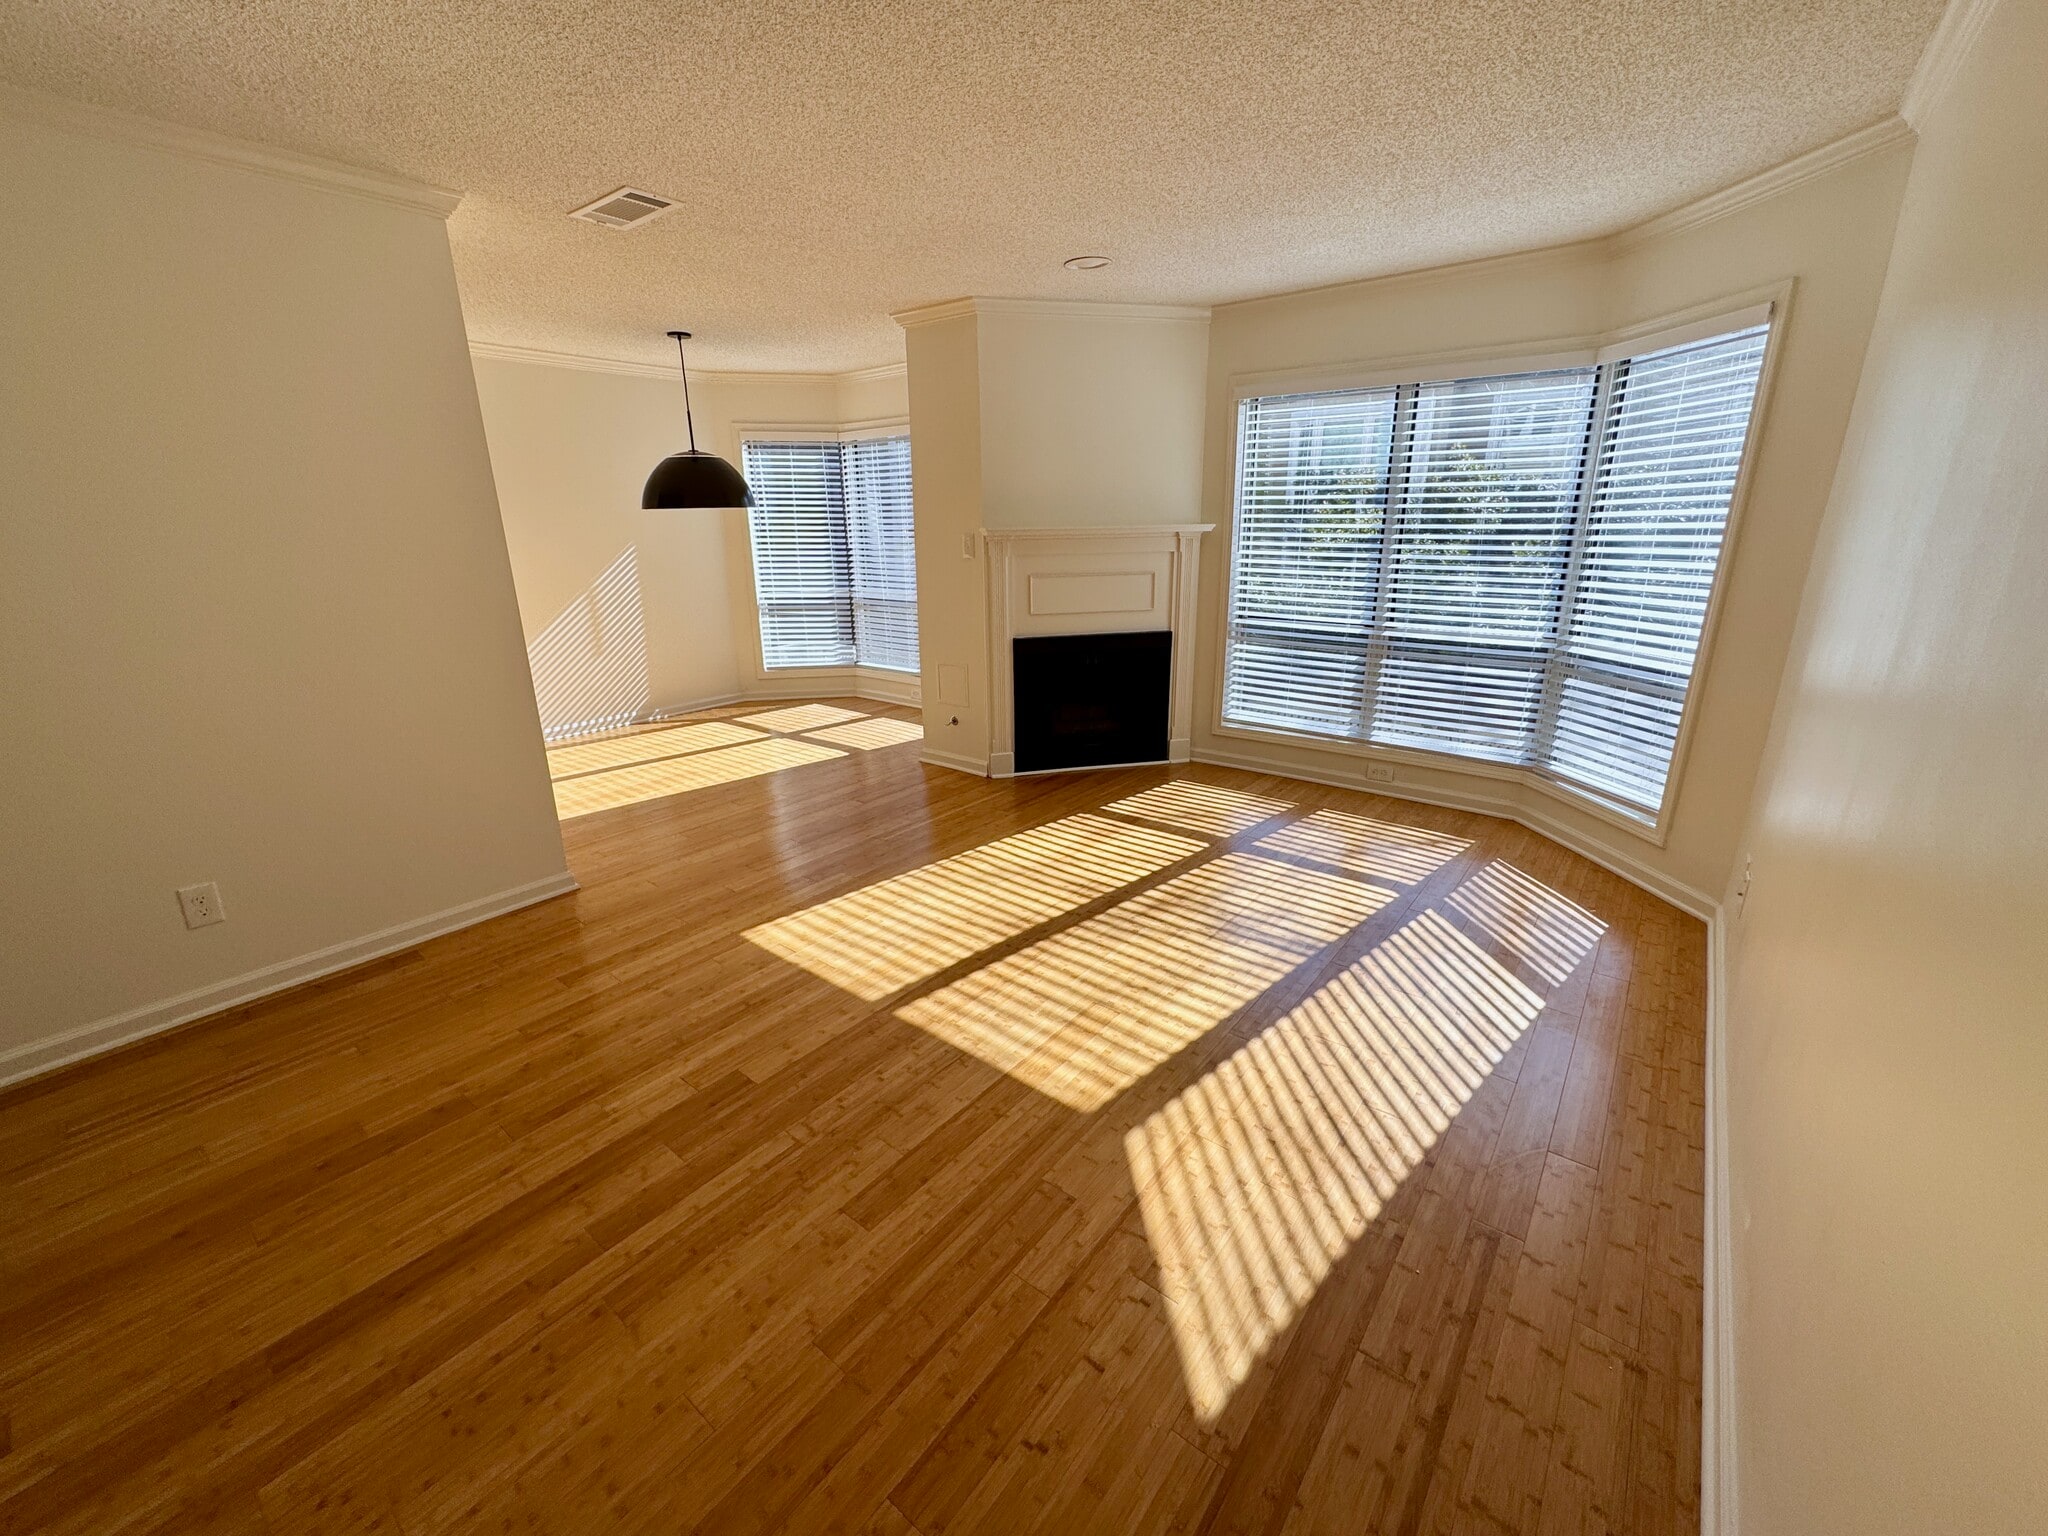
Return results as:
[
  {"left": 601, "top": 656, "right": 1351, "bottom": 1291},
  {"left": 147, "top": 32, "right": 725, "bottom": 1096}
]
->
[{"left": 980, "top": 524, "right": 1211, "bottom": 778}]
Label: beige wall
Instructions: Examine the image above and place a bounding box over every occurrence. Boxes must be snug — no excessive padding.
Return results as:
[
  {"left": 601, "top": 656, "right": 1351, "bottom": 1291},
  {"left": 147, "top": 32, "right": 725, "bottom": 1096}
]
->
[
  {"left": 975, "top": 306, "right": 1209, "bottom": 530},
  {"left": 473, "top": 356, "right": 911, "bottom": 737},
  {"left": 473, "top": 358, "right": 747, "bottom": 734},
  {"left": 0, "top": 113, "right": 567, "bottom": 1079},
  {"left": 833, "top": 366, "right": 912, "bottom": 428},
  {"left": 1724, "top": 1, "right": 2048, "bottom": 1528},
  {"left": 1193, "top": 141, "right": 1917, "bottom": 907}
]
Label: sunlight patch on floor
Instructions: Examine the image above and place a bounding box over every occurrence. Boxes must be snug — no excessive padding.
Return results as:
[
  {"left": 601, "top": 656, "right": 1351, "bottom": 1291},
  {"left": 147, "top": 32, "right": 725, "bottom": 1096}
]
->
[
  {"left": 1445, "top": 860, "right": 1606, "bottom": 984},
  {"left": 546, "top": 719, "right": 765, "bottom": 778},
  {"left": 803, "top": 716, "right": 925, "bottom": 751},
  {"left": 1254, "top": 808, "right": 1471, "bottom": 887},
  {"left": 553, "top": 737, "right": 845, "bottom": 818},
  {"left": 896, "top": 852, "right": 1391, "bottom": 1110},
  {"left": 738, "top": 703, "right": 867, "bottom": 733},
  {"left": 1102, "top": 781, "right": 1295, "bottom": 839},
  {"left": 744, "top": 813, "right": 1203, "bottom": 1000},
  {"left": 1126, "top": 904, "right": 1545, "bottom": 1421}
]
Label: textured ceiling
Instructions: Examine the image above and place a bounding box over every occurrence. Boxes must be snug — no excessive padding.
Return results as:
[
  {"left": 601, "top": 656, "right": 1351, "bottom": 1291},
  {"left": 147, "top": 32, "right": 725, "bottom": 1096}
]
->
[{"left": 1, "top": 1, "right": 1945, "bottom": 372}]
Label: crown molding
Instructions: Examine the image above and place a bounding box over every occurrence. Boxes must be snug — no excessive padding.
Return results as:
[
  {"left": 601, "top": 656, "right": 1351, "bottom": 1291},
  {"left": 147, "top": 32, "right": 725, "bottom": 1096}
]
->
[
  {"left": 1618, "top": 114, "right": 1916, "bottom": 247},
  {"left": 692, "top": 369, "right": 836, "bottom": 387},
  {"left": 891, "top": 297, "right": 980, "bottom": 329},
  {"left": 892, "top": 296, "right": 1210, "bottom": 329},
  {"left": 1216, "top": 115, "right": 1916, "bottom": 317},
  {"left": 468, "top": 339, "right": 673, "bottom": 378},
  {"left": 468, "top": 338, "right": 905, "bottom": 389},
  {"left": 1900, "top": 0, "right": 2001, "bottom": 131},
  {"left": 1215, "top": 235, "right": 1610, "bottom": 315},
  {"left": 0, "top": 82, "right": 462, "bottom": 219},
  {"left": 974, "top": 297, "right": 1211, "bottom": 323},
  {"left": 840, "top": 361, "right": 908, "bottom": 385}
]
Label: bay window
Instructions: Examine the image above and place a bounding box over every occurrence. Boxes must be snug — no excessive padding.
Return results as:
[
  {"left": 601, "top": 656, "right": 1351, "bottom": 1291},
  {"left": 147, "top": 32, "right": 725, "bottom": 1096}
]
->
[
  {"left": 742, "top": 433, "right": 918, "bottom": 673},
  {"left": 1222, "top": 315, "right": 1771, "bottom": 821}
]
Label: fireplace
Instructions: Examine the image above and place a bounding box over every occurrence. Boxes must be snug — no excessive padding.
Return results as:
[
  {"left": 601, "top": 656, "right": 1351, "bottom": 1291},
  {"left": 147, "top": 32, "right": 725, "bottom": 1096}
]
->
[
  {"left": 979, "top": 524, "right": 1212, "bottom": 778},
  {"left": 1012, "top": 631, "right": 1172, "bottom": 772}
]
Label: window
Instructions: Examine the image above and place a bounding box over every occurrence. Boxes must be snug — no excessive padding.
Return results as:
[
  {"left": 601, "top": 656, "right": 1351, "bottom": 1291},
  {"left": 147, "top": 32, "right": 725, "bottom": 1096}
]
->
[
  {"left": 743, "top": 433, "right": 918, "bottom": 672},
  {"left": 1223, "top": 318, "right": 1770, "bottom": 820}
]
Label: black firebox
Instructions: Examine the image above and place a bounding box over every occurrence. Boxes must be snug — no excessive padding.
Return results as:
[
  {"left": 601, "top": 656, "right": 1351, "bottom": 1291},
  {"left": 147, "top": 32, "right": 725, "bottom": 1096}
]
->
[{"left": 1011, "top": 630, "right": 1172, "bottom": 773}]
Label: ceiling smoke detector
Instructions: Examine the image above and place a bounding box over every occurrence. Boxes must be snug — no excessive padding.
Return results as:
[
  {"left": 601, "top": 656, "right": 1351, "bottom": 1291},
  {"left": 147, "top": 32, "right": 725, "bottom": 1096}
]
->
[
  {"left": 569, "top": 187, "right": 677, "bottom": 229},
  {"left": 1062, "top": 254, "right": 1111, "bottom": 271}
]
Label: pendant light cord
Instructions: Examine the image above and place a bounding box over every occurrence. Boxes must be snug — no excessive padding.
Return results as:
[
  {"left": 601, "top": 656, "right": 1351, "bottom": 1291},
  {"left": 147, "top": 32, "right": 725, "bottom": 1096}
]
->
[{"left": 673, "top": 330, "right": 699, "bottom": 451}]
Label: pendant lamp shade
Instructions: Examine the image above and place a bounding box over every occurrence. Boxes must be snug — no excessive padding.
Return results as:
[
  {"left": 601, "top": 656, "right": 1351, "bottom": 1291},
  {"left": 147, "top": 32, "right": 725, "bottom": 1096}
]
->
[
  {"left": 642, "top": 448, "right": 753, "bottom": 509},
  {"left": 642, "top": 330, "right": 753, "bottom": 509}
]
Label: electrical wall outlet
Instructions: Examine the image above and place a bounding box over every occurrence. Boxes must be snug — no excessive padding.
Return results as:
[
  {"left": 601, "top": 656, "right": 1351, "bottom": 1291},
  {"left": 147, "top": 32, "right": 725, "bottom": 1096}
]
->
[
  {"left": 177, "top": 881, "right": 226, "bottom": 929},
  {"left": 1366, "top": 763, "right": 1396, "bottom": 784}
]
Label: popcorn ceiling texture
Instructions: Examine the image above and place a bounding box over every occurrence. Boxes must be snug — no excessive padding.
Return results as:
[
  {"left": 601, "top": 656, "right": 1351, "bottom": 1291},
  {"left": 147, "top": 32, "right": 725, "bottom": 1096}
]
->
[{"left": 0, "top": 0, "right": 1945, "bottom": 372}]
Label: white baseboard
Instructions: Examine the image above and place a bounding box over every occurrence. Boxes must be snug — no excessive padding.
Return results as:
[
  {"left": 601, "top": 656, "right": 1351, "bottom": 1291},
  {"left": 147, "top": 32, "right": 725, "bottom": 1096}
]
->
[
  {"left": 643, "top": 690, "right": 745, "bottom": 722},
  {"left": 546, "top": 677, "right": 923, "bottom": 744},
  {"left": 544, "top": 692, "right": 744, "bottom": 743},
  {"left": 1702, "top": 908, "right": 1737, "bottom": 1536},
  {"left": 0, "top": 871, "right": 580, "bottom": 1091},
  {"left": 850, "top": 668, "right": 923, "bottom": 707},
  {"left": 1512, "top": 797, "right": 1717, "bottom": 922},
  {"left": 1197, "top": 740, "right": 1519, "bottom": 813},
  {"left": 1191, "top": 742, "right": 1716, "bottom": 919},
  {"left": 743, "top": 667, "right": 922, "bottom": 708},
  {"left": 920, "top": 746, "right": 990, "bottom": 776}
]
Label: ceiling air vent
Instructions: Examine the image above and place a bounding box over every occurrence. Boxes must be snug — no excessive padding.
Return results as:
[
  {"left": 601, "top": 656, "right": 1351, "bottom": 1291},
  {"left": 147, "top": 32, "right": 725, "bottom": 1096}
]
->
[{"left": 569, "top": 187, "right": 676, "bottom": 229}]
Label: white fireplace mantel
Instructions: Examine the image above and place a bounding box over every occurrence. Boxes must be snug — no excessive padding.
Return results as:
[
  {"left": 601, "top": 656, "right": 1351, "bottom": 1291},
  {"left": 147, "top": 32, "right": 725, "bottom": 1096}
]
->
[{"left": 981, "top": 523, "right": 1213, "bottom": 777}]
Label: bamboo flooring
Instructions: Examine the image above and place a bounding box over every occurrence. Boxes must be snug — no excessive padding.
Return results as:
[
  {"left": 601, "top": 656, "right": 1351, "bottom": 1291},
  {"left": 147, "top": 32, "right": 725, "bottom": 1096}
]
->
[{"left": 0, "top": 698, "right": 1705, "bottom": 1534}]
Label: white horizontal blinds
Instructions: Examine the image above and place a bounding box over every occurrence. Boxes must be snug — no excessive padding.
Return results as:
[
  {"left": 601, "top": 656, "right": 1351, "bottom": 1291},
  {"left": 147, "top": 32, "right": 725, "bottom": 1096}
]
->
[
  {"left": 744, "top": 440, "right": 855, "bottom": 668},
  {"left": 1372, "top": 368, "right": 1597, "bottom": 762},
  {"left": 843, "top": 435, "right": 919, "bottom": 672},
  {"left": 1223, "top": 388, "right": 1396, "bottom": 735},
  {"left": 1221, "top": 315, "right": 1770, "bottom": 820},
  {"left": 1545, "top": 325, "right": 1768, "bottom": 808}
]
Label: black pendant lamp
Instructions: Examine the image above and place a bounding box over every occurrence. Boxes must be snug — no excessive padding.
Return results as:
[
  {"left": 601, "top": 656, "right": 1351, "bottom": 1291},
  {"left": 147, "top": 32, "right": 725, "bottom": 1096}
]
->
[{"left": 641, "top": 329, "right": 753, "bottom": 509}]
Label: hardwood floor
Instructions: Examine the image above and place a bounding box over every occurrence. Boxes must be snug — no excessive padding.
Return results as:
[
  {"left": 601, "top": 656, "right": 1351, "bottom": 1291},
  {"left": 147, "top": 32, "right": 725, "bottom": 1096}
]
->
[{"left": 0, "top": 699, "right": 1705, "bottom": 1535}]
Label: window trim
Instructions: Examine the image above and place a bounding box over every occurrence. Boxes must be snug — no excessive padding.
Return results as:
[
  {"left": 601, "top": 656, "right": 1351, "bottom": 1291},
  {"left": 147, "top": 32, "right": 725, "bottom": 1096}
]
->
[
  {"left": 1210, "top": 284, "right": 1792, "bottom": 845},
  {"left": 736, "top": 417, "right": 917, "bottom": 681}
]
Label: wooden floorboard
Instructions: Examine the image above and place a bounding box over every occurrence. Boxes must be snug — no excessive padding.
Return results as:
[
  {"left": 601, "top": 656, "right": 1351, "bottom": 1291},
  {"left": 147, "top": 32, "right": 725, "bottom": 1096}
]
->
[{"left": 0, "top": 698, "right": 1705, "bottom": 1534}]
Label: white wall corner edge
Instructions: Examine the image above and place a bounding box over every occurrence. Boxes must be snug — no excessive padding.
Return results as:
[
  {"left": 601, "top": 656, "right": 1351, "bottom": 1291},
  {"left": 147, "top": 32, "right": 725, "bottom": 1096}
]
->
[
  {"left": 0, "top": 871, "right": 580, "bottom": 1092},
  {"left": 1702, "top": 906, "right": 1738, "bottom": 1536}
]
